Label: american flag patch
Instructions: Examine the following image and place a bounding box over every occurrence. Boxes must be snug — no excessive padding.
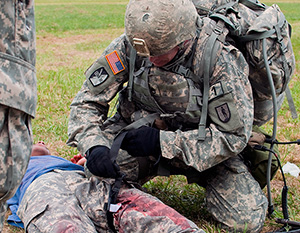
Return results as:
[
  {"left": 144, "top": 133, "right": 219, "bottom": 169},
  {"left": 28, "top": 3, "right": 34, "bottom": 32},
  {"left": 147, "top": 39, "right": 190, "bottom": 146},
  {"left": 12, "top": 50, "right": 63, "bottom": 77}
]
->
[{"left": 105, "top": 51, "right": 125, "bottom": 75}]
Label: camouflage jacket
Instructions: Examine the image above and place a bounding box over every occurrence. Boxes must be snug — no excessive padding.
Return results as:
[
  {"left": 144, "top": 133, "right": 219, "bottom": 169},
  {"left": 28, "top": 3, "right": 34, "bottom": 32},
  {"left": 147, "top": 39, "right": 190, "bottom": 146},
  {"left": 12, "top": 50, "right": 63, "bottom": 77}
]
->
[
  {"left": 68, "top": 17, "right": 253, "bottom": 173},
  {"left": 0, "top": 0, "right": 37, "bottom": 117}
]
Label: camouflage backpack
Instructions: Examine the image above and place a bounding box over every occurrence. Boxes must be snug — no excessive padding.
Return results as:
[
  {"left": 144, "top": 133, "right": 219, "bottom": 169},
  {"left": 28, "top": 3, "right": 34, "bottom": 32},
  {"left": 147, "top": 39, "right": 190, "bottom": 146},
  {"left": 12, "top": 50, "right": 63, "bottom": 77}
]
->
[
  {"left": 192, "top": 0, "right": 297, "bottom": 126},
  {"left": 191, "top": 0, "right": 296, "bottom": 216}
]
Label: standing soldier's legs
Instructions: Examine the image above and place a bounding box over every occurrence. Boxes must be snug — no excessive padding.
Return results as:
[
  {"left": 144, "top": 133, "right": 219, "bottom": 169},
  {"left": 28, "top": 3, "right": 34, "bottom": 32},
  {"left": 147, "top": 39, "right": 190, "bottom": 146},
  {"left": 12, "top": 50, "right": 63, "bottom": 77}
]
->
[
  {"left": 205, "top": 156, "right": 268, "bottom": 232},
  {"left": 0, "top": 105, "right": 33, "bottom": 231}
]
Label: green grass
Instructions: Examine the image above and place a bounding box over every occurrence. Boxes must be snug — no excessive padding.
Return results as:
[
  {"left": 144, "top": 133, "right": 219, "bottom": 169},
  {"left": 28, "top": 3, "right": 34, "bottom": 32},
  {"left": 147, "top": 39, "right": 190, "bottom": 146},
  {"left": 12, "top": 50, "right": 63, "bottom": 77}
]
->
[
  {"left": 5, "top": 0, "right": 300, "bottom": 232},
  {"left": 35, "top": 4, "right": 126, "bottom": 35}
]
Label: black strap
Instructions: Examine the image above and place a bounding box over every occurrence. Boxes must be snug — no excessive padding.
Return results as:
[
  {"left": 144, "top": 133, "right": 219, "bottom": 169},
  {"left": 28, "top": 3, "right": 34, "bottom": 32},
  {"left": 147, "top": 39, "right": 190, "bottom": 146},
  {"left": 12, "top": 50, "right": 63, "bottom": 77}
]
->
[
  {"left": 105, "top": 131, "right": 127, "bottom": 233},
  {"left": 105, "top": 113, "right": 160, "bottom": 231}
]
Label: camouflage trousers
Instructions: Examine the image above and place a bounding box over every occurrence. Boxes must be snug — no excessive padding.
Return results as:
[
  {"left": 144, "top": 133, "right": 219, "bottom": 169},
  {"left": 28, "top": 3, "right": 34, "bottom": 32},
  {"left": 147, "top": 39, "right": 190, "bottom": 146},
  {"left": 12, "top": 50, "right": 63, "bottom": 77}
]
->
[
  {"left": 116, "top": 154, "right": 268, "bottom": 233},
  {"left": 0, "top": 105, "right": 32, "bottom": 232},
  {"left": 17, "top": 169, "right": 204, "bottom": 233},
  {"left": 95, "top": 127, "right": 268, "bottom": 232}
]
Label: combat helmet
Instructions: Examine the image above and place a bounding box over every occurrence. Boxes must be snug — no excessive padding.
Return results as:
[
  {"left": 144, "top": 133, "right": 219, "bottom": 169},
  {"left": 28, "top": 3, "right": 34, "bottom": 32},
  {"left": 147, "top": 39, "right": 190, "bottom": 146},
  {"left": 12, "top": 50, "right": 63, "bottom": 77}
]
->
[{"left": 125, "top": 0, "right": 198, "bottom": 57}]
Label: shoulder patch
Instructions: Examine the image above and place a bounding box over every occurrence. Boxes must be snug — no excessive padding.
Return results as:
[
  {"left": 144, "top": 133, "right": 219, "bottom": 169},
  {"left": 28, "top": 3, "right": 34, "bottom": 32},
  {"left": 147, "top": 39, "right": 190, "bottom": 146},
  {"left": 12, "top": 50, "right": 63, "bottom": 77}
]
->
[
  {"left": 215, "top": 103, "right": 231, "bottom": 123},
  {"left": 89, "top": 67, "right": 109, "bottom": 87},
  {"left": 105, "top": 50, "right": 125, "bottom": 75}
]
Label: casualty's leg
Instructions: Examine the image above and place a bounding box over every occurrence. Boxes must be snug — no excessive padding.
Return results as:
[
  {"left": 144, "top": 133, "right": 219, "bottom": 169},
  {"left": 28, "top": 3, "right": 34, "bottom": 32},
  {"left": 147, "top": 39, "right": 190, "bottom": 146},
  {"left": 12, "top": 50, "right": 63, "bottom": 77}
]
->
[
  {"left": 205, "top": 156, "right": 268, "bottom": 233},
  {"left": 17, "top": 170, "right": 98, "bottom": 233},
  {"left": 114, "top": 188, "right": 205, "bottom": 233}
]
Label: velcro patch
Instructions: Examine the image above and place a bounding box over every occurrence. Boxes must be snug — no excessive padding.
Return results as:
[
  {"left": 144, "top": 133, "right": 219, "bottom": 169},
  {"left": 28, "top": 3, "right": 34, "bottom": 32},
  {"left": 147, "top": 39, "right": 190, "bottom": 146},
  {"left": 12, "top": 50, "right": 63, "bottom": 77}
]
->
[
  {"left": 215, "top": 103, "right": 231, "bottom": 123},
  {"left": 105, "top": 51, "right": 125, "bottom": 75},
  {"left": 89, "top": 67, "right": 109, "bottom": 87},
  {"left": 209, "top": 82, "right": 224, "bottom": 101}
]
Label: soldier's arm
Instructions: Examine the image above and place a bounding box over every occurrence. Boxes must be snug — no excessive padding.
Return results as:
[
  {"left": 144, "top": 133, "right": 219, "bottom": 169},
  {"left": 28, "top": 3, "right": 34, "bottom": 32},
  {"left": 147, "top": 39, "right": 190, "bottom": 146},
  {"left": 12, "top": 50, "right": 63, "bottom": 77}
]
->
[
  {"left": 67, "top": 34, "right": 129, "bottom": 154},
  {"left": 160, "top": 44, "right": 253, "bottom": 172}
]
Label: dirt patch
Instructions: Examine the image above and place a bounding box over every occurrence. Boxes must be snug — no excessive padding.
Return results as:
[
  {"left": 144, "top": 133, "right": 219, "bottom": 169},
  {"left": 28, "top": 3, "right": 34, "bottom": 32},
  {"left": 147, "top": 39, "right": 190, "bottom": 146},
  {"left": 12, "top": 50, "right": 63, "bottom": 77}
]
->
[{"left": 36, "top": 28, "right": 124, "bottom": 71}]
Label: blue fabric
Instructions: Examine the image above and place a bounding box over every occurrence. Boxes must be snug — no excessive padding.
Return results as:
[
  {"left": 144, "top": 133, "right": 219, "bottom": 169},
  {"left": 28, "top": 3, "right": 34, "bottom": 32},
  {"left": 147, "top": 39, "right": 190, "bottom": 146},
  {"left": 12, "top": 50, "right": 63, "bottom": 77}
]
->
[{"left": 6, "top": 155, "right": 84, "bottom": 228}]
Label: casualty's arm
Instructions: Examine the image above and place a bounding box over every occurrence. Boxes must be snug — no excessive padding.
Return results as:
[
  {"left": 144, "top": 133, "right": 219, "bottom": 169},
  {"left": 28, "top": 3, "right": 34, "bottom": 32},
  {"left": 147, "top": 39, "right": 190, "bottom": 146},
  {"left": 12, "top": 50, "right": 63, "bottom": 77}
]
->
[{"left": 160, "top": 44, "right": 253, "bottom": 172}]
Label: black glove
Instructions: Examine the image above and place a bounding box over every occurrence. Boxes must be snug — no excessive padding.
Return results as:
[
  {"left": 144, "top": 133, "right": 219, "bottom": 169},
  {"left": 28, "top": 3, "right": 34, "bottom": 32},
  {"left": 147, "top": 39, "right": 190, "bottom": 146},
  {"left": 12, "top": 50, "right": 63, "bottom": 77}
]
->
[
  {"left": 121, "top": 126, "right": 161, "bottom": 157},
  {"left": 86, "top": 146, "right": 118, "bottom": 178}
]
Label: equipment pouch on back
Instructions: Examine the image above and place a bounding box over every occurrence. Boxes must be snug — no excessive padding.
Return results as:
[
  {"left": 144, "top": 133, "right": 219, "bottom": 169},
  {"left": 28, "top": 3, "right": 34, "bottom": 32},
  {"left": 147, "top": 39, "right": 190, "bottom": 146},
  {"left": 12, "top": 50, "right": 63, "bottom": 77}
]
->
[
  {"left": 245, "top": 4, "right": 295, "bottom": 101},
  {"left": 241, "top": 125, "right": 279, "bottom": 189}
]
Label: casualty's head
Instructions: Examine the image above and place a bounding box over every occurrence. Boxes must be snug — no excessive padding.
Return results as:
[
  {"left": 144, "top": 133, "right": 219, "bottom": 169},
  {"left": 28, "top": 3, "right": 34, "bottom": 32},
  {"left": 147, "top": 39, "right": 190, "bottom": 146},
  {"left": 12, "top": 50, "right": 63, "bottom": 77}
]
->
[
  {"left": 31, "top": 141, "right": 50, "bottom": 156},
  {"left": 125, "top": 0, "right": 198, "bottom": 60}
]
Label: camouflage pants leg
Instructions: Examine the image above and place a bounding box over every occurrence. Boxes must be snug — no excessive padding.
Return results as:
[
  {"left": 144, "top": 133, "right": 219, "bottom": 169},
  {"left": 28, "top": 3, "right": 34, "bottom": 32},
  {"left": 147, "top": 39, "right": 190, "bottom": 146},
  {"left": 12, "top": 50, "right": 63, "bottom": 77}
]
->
[
  {"left": 19, "top": 169, "right": 204, "bottom": 233},
  {"left": 73, "top": 171, "right": 205, "bottom": 233},
  {"left": 205, "top": 156, "right": 268, "bottom": 233},
  {"left": 18, "top": 170, "right": 99, "bottom": 233},
  {"left": 114, "top": 188, "right": 205, "bottom": 233},
  {"left": 0, "top": 105, "right": 32, "bottom": 232}
]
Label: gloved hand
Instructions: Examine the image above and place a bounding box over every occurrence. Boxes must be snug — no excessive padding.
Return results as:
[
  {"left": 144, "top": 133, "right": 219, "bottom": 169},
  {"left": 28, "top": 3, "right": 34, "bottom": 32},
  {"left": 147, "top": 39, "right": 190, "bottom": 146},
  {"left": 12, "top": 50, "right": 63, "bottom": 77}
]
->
[
  {"left": 121, "top": 126, "right": 161, "bottom": 157},
  {"left": 248, "top": 131, "right": 266, "bottom": 148},
  {"left": 86, "top": 146, "right": 118, "bottom": 178}
]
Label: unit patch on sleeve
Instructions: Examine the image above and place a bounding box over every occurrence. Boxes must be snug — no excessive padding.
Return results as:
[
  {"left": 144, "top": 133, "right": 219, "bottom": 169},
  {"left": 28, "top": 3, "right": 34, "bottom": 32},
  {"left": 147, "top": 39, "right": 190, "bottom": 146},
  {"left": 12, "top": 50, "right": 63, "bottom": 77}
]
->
[
  {"left": 89, "top": 67, "right": 109, "bottom": 87},
  {"left": 105, "top": 50, "right": 125, "bottom": 75},
  {"left": 215, "top": 103, "right": 231, "bottom": 123}
]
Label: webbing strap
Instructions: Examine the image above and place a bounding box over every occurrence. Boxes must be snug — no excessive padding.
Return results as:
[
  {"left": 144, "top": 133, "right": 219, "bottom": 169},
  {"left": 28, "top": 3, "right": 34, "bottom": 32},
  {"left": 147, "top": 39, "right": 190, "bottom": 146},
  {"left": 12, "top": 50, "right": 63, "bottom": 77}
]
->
[
  {"left": 105, "top": 132, "right": 127, "bottom": 233},
  {"left": 128, "top": 46, "right": 137, "bottom": 102},
  {"left": 210, "top": 13, "right": 237, "bottom": 32},
  {"left": 198, "top": 21, "right": 224, "bottom": 140},
  {"left": 109, "top": 113, "right": 160, "bottom": 166},
  {"left": 274, "top": 15, "right": 289, "bottom": 92},
  {"left": 211, "top": 0, "right": 238, "bottom": 14},
  {"left": 105, "top": 172, "right": 124, "bottom": 232},
  {"left": 239, "top": 29, "right": 276, "bottom": 42},
  {"left": 239, "top": 0, "right": 265, "bottom": 11},
  {"left": 285, "top": 86, "right": 298, "bottom": 119},
  {"left": 105, "top": 114, "right": 159, "bottom": 232}
]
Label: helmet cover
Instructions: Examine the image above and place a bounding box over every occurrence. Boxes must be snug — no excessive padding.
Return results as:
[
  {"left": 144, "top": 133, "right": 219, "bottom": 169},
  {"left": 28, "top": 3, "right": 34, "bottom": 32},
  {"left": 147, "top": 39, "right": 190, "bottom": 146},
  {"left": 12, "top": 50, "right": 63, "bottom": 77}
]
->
[{"left": 125, "top": 0, "right": 198, "bottom": 56}]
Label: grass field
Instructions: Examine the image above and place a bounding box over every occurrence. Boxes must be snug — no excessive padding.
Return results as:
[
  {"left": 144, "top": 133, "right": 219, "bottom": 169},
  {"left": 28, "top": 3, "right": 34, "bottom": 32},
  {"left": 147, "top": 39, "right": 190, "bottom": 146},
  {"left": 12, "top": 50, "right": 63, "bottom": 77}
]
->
[{"left": 3, "top": 0, "right": 300, "bottom": 232}]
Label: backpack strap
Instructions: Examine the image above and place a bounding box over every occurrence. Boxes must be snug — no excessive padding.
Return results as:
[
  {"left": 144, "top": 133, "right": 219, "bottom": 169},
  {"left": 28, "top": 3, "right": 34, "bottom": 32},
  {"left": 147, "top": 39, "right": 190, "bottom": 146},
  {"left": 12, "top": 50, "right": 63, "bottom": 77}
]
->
[
  {"left": 128, "top": 44, "right": 137, "bottom": 102},
  {"left": 210, "top": 0, "right": 239, "bottom": 14},
  {"left": 239, "top": 0, "right": 265, "bottom": 11},
  {"left": 198, "top": 20, "right": 225, "bottom": 140},
  {"left": 209, "top": 13, "right": 238, "bottom": 34},
  {"left": 285, "top": 86, "right": 298, "bottom": 119}
]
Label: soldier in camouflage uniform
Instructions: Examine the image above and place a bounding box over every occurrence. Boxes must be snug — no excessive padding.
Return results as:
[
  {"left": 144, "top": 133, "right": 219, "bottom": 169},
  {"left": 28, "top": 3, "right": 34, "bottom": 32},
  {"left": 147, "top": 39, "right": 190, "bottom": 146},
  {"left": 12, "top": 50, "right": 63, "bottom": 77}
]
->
[
  {"left": 8, "top": 142, "right": 203, "bottom": 232},
  {"left": 67, "top": 0, "right": 268, "bottom": 232},
  {"left": 0, "top": 0, "right": 37, "bottom": 231}
]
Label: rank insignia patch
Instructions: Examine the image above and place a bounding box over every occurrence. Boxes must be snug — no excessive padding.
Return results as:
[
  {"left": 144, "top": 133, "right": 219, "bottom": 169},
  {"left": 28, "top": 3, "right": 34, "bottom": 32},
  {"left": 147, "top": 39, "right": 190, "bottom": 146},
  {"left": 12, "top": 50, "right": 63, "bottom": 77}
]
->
[
  {"left": 89, "top": 67, "right": 109, "bottom": 87},
  {"left": 215, "top": 103, "right": 231, "bottom": 123},
  {"left": 105, "top": 50, "right": 125, "bottom": 75}
]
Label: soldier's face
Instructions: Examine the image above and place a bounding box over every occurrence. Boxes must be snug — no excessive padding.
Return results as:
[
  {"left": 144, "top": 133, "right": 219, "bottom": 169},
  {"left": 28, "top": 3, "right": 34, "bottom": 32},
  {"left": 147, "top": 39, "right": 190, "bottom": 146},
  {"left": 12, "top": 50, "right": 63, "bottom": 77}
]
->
[
  {"left": 149, "top": 46, "right": 179, "bottom": 67},
  {"left": 31, "top": 141, "right": 50, "bottom": 156}
]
